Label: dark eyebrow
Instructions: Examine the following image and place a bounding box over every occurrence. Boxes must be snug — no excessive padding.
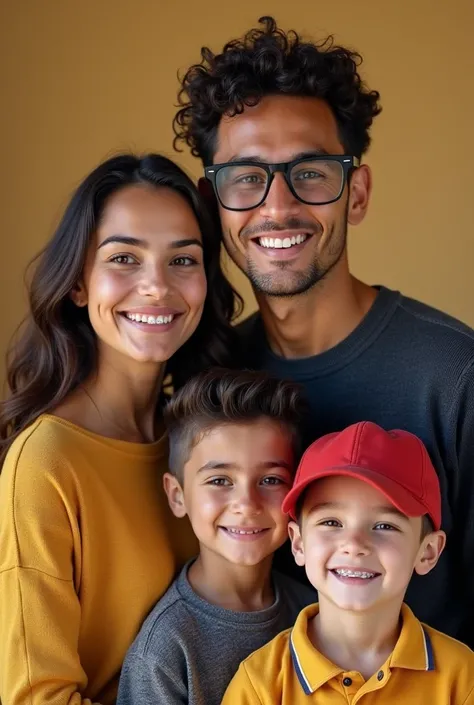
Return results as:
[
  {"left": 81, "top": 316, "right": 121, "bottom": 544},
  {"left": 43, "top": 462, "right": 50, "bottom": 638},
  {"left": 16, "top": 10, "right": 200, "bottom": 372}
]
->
[
  {"left": 197, "top": 460, "right": 293, "bottom": 473},
  {"left": 170, "top": 238, "right": 203, "bottom": 249},
  {"left": 224, "top": 148, "right": 331, "bottom": 165},
  {"left": 97, "top": 235, "right": 203, "bottom": 251},
  {"left": 98, "top": 235, "right": 145, "bottom": 250}
]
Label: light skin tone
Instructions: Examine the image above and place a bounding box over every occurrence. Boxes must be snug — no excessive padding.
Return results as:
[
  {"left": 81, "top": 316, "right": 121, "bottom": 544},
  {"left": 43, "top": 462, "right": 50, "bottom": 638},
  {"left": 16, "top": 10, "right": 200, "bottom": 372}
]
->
[
  {"left": 164, "top": 419, "right": 295, "bottom": 611},
  {"left": 57, "top": 184, "right": 207, "bottom": 442},
  {"left": 210, "top": 94, "right": 377, "bottom": 359},
  {"left": 288, "top": 476, "right": 445, "bottom": 680}
]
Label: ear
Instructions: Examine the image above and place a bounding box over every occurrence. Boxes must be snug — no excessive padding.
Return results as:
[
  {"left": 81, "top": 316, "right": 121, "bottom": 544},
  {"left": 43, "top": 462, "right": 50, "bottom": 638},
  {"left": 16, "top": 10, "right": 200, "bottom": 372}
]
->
[
  {"left": 288, "top": 520, "right": 306, "bottom": 567},
  {"left": 347, "top": 164, "right": 372, "bottom": 227},
  {"left": 414, "top": 530, "right": 446, "bottom": 576},
  {"left": 163, "top": 472, "right": 187, "bottom": 518},
  {"left": 70, "top": 280, "right": 88, "bottom": 308}
]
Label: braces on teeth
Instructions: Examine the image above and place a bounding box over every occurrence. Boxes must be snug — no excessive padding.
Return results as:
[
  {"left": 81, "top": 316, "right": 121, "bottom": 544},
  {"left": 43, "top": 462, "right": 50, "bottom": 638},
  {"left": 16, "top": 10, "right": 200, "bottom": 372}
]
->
[{"left": 334, "top": 569, "right": 376, "bottom": 579}]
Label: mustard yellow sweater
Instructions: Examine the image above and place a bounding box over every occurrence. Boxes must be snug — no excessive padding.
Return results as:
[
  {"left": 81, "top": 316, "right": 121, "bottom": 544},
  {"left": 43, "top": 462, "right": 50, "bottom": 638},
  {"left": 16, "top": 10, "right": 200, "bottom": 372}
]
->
[{"left": 0, "top": 415, "right": 198, "bottom": 705}]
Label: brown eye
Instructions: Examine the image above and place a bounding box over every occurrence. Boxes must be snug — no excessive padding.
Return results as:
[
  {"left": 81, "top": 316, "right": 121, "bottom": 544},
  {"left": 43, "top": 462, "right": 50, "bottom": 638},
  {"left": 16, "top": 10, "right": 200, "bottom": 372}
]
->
[
  {"left": 171, "top": 256, "right": 197, "bottom": 266},
  {"left": 109, "top": 254, "right": 136, "bottom": 264}
]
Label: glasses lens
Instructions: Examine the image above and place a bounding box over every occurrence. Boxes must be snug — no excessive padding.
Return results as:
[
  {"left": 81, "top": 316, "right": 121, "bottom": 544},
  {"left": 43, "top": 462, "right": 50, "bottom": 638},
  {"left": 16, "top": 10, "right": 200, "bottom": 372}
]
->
[
  {"left": 215, "top": 164, "right": 268, "bottom": 209},
  {"left": 290, "top": 159, "right": 344, "bottom": 204}
]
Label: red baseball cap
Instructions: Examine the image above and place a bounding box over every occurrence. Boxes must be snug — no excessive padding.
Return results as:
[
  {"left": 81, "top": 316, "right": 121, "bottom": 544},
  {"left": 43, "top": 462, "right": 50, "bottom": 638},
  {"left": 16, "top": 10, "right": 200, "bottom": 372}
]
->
[{"left": 282, "top": 421, "right": 441, "bottom": 530}]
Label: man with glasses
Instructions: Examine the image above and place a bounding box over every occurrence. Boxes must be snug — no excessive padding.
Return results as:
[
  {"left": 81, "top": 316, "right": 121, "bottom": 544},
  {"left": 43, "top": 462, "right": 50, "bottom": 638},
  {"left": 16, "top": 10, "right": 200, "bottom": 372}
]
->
[{"left": 173, "top": 16, "right": 474, "bottom": 648}]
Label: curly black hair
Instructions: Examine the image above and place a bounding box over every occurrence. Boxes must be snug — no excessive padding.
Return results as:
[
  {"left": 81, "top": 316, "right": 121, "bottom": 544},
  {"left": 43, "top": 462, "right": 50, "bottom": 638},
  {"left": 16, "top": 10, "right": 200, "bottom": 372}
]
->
[{"left": 174, "top": 16, "right": 382, "bottom": 165}]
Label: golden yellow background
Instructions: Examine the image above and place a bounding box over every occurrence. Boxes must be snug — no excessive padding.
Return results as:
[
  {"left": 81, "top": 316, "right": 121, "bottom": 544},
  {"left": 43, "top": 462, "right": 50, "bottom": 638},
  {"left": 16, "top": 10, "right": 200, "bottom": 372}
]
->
[{"left": 1, "top": 0, "right": 473, "bottom": 384}]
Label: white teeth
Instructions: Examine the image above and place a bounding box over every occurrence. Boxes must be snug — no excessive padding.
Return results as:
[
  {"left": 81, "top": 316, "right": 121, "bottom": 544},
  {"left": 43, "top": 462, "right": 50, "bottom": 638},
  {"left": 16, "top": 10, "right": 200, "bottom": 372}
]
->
[
  {"left": 334, "top": 569, "right": 376, "bottom": 579},
  {"left": 226, "top": 528, "right": 263, "bottom": 535},
  {"left": 258, "top": 234, "right": 308, "bottom": 249},
  {"left": 126, "top": 313, "right": 174, "bottom": 325}
]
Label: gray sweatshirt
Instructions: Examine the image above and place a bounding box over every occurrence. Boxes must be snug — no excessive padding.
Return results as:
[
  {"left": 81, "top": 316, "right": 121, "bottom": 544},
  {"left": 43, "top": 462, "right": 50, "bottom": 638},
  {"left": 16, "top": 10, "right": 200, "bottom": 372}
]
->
[{"left": 117, "top": 561, "right": 315, "bottom": 705}]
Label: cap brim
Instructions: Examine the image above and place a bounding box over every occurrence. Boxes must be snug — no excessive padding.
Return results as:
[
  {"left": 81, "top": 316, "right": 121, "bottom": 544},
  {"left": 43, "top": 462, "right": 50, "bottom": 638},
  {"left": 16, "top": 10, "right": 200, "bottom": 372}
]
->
[{"left": 283, "top": 465, "right": 437, "bottom": 528}]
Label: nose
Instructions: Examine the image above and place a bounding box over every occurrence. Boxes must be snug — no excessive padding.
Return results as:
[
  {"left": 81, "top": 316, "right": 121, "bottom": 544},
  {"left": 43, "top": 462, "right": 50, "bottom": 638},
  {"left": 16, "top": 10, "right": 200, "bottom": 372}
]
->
[
  {"left": 230, "top": 483, "right": 263, "bottom": 516},
  {"left": 259, "top": 172, "right": 301, "bottom": 220},
  {"left": 340, "top": 529, "right": 372, "bottom": 557},
  {"left": 136, "top": 261, "right": 171, "bottom": 299}
]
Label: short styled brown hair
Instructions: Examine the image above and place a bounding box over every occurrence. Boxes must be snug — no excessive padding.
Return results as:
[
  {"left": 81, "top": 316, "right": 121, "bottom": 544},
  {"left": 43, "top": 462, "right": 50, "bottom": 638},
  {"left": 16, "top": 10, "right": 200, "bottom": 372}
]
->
[{"left": 164, "top": 368, "right": 307, "bottom": 483}]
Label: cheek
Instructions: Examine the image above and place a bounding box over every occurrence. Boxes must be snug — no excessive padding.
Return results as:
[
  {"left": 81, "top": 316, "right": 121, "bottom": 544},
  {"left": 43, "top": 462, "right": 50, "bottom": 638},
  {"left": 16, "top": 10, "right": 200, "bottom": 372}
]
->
[
  {"left": 304, "top": 532, "right": 334, "bottom": 561},
  {"left": 192, "top": 489, "right": 227, "bottom": 519},
  {"left": 265, "top": 489, "right": 291, "bottom": 515},
  {"left": 179, "top": 272, "right": 207, "bottom": 312},
  {"left": 373, "top": 536, "right": 417, "bottom": 570},
  {"left": 219, "top": 210, "right": 246, "bottom": 246},
  {"left": 87, "top": 271, "right": 129, "bottom": 311}
]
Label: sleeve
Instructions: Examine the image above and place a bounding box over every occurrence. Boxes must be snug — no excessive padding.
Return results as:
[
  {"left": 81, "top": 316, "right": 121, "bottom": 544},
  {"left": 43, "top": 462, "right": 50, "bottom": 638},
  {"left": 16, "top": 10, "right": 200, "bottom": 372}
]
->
[
  {"left": 116, "top": 650, "right": 188, "bottom": 705},
  {"left": 221, "top": 663, "right": 262, "bottom": 705},
  {"left": 448, "top": 358, "right": 474, "bottom": 648},
  {"left": 0, "top": 438, "right": 98, "bottom": 705}
]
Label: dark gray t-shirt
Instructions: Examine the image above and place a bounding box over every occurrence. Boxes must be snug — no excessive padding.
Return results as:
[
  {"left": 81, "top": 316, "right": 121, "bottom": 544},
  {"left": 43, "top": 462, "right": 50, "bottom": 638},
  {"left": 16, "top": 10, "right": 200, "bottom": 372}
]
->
[{"left": 117, "top": 562, "right": 315, "bottom": 705}]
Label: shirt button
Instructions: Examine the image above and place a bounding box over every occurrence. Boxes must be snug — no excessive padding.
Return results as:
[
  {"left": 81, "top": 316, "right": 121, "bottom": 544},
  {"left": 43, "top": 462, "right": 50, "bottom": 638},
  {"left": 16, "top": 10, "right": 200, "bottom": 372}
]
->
[
  {"left": 377, "top": 670, "right": 384, "bottom": 681},
  {"left": 343, "top": 677, "right": 352, "bottom": 686}
]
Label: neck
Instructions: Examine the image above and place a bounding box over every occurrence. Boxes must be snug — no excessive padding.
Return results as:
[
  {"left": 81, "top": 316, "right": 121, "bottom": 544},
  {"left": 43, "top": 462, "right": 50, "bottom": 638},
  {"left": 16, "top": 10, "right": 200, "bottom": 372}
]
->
[
  {"left": 55, "top": 348, "right": 165, "bottom": 443},
  {"left": 188, "top": 548, "right": 275, "bottom": 612},
  {"left": 311, "top": 595, "right": 402, "bottom": 680},
  {"left": 256, "top": 263, "right": 377, "bottom": 359}
]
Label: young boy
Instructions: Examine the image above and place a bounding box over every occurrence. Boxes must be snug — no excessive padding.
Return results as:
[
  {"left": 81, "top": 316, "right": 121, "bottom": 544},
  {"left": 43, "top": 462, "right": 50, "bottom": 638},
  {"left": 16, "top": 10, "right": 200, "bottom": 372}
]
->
[
  {"left": 222, "top": 421, "right": 474, "bottom": 704},
  {"left": 117, "top": 368, "right": 316, "bottom": 705}
]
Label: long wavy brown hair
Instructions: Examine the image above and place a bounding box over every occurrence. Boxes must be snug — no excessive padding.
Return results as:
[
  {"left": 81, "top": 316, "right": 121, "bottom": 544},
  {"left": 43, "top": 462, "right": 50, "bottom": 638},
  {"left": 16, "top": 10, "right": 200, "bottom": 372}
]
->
[{"left": 0, "top": 153, "right": 242, "bottom": 466}]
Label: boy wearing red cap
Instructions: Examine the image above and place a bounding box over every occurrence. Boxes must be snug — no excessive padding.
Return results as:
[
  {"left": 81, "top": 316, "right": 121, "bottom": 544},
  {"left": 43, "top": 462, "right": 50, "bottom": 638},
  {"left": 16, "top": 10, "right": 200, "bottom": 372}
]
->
[{"left": 222, "top": 421, "right": 474, "bottom": 704}]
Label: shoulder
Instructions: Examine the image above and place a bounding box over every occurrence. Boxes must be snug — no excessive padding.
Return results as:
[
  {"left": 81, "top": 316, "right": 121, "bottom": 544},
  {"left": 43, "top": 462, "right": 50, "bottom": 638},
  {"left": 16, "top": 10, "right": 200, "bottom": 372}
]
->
[
  {"left": 127, "top": 577, "right": 194, "bottom": 661},
  {"left": 426, "top": 623, "right": 474, "bottom": 663},
  {"left": 4, "top": 415, "right": 88, "bottom": 468},
  {"left": 393, "top": 290, "right": 474, "bottom": 353},
  {"left": 423, "top": 623, "right": 474, "bottom": 694},
  {"left": 238, "top": 626, "right": 292, "bottom": 681},
  {"left": 1, "top": 415, "right": 93, "bottom": 495},
  {"left": 375, "top": 288, "right": 474, "bottom": 388}
]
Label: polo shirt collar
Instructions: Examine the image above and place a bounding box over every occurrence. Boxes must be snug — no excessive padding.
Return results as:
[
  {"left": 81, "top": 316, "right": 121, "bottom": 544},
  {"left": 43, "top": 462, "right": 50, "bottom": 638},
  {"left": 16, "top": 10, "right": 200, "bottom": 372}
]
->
[
  {"left": 290, "top": 604, "right": 344, "bottom": 694},
  {"left": 389, "top": 603, "right": 435, "bottom": 671},
  {"left": 289, "top": 603, "right": 435, "bottom": 696}
]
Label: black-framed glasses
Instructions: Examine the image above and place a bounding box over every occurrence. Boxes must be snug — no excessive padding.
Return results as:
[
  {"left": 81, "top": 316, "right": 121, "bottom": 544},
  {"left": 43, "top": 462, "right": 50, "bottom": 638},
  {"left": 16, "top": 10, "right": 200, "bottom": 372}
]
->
[{"left": 204, "top": 155, "right": 359, "bottom": 211}]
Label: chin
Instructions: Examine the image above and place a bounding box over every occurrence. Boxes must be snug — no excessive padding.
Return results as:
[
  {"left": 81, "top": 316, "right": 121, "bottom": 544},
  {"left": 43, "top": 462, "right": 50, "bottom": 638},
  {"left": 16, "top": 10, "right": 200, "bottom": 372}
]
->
[
  {"left": 227, "top": 552, "right": 268, "bottom": 567},
  {"left": 125, "top": 346, "right": 176, "bottom": 364}
]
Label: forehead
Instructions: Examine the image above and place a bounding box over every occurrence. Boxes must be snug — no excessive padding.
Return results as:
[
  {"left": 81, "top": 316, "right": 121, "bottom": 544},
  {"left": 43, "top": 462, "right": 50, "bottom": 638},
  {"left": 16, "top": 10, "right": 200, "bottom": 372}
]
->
[
  {"left": 214, "top": 95, "right": 344, "bottom": 163},
  {"left": 98, "top": 185, "right": 201, "bottom": 240},
  {"left": 187, "top": 419, "right": 294, "bottom": 468}
]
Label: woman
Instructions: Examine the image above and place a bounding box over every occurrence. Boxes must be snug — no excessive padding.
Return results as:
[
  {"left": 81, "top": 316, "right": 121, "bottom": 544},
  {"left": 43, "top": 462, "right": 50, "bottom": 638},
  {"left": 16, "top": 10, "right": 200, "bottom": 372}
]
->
[{"left": 0, "top": 154, "right": 241, "bottom": 705}]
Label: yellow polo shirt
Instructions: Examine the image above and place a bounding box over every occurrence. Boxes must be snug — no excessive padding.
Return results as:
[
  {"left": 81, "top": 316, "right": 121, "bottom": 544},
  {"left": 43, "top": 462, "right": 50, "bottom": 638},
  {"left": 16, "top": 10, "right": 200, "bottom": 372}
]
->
[{"left": 222, "top": 603, "right": 474, "bottom": 704}]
